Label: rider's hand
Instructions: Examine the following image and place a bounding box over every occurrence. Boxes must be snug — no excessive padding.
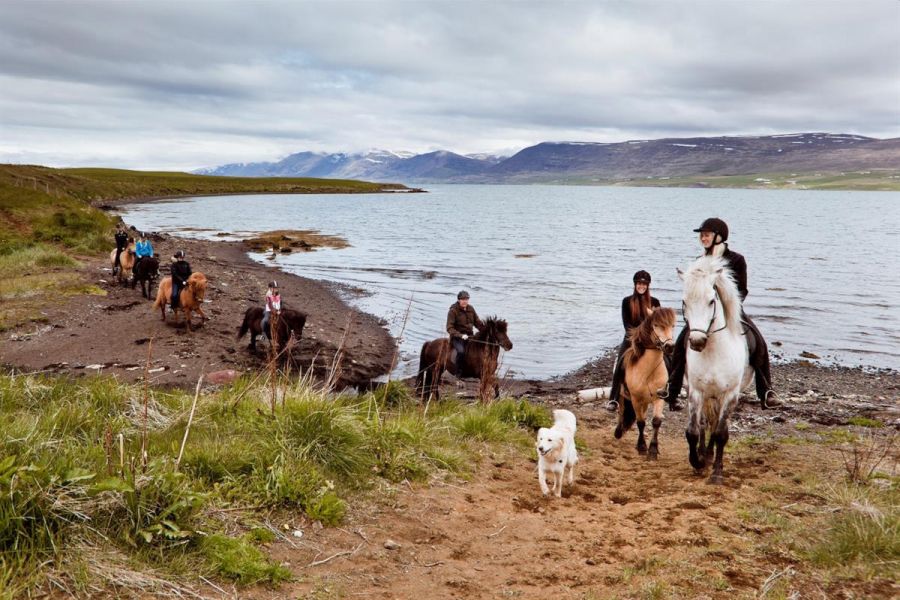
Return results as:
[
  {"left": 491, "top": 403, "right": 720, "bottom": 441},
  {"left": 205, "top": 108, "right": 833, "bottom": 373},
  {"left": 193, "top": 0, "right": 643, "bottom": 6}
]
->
[{"left": 462, "top": 335, "right": 468, "bottom": 340}]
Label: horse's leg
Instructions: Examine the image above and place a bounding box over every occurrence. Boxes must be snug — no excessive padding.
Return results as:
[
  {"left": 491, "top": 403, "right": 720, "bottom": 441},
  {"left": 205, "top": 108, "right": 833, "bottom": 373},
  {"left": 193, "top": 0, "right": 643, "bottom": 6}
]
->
[
  {"left": 195, "top": 305, "right": 207, "bottom": 321},
  {"left": 184, "top": 308, "right": 192, "bottom": 332},
  {"left": 614, "top": 394, "right": 625, "bottom": 439},
  {"left": 685, "top": 391, "right": 706, "bottom": 472},
  {"left": 648, "top": 398, "right": 663, "bottom": 460},
  {"left": 708, "top": 419, "right": 730, "bottom": 485},
  {"left": 635, "top": 402, "right": 647, "bottom": 455}
]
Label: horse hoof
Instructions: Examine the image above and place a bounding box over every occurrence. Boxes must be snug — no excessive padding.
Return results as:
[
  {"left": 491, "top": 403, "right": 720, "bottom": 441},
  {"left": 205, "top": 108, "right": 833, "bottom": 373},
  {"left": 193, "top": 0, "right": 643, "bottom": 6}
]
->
[
  {"left": 614, "top": 426, "right": 623, "bottom": 439},
  {"left": 648, "top": 447, "right": 659, "bottom": 460},
  {"left": 637, "top": 445, "right": 647, "bottom": 455},
  {"left": 707, "top": 474, "right": 724, "bottom": 485}
]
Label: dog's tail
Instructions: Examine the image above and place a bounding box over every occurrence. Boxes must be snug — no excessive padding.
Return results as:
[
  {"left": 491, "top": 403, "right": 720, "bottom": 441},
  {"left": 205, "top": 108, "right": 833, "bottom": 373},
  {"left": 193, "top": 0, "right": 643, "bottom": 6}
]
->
[{"left": 621, "top": 398, "right": 636, "bottom": 432}]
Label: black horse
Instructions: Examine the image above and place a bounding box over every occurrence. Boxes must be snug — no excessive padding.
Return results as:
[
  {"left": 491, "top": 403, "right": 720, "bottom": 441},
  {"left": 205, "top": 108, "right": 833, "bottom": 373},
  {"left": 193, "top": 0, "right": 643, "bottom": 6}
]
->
[
  {"left": 131, "top": 256, "right": 160, "bottom": 300},
  {"left": 416, "top": 316, "right": 513, "bottom": 402},
  {"left": 237, "top": 307, "right": 307, "bottom": 355}
]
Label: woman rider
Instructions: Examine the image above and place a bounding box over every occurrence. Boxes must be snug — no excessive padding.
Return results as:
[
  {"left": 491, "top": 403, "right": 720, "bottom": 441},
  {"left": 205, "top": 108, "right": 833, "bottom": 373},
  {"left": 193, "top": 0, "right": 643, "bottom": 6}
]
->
[
  {"left": 446, "top": 290, "right": 484, "bottom": 375},
  {"left": 605, "top": 270, "right": 661, "bottom": 411},
  {"left": 659, "top": 218, "right": 781, "bottom": 410}
]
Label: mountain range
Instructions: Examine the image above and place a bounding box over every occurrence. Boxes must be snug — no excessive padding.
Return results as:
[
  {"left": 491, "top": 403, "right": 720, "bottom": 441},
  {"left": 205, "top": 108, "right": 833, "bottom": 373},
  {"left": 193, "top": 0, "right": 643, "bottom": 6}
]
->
[{"left": 195, "top": 133, "right": 900, "bottom": 184}]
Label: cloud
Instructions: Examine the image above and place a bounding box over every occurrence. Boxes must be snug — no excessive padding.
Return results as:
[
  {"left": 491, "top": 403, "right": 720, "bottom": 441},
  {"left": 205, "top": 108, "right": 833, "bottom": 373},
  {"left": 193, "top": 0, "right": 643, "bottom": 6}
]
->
[{"left": 0, "top": 0, "right": 897, "bottom": 170}]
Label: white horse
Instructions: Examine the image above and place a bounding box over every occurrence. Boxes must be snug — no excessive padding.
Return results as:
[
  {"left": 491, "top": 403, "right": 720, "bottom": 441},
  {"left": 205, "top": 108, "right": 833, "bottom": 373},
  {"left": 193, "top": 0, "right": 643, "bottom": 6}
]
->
[{"left": 678, "top": 255, "right": 754, "bottom": 484}]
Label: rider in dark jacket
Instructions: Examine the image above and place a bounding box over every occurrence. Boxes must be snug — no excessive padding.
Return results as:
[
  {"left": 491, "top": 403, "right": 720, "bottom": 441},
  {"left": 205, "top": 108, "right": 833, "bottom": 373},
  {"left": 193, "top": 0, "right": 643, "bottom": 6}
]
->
[
  {"left": 170, "top": 250, "right": 192, "bottom": 308},
  {"left": 659, "top": 218, "right": 781, "bottom": 410},
  {"left": 606, "top": 271, "right": 661, "bottom": 411},
  {"left": 113, "top": 225, "right": 128, "bottom": 276},
  {"left": 446, "top": 290, "right": 484, "bottom": 375}
]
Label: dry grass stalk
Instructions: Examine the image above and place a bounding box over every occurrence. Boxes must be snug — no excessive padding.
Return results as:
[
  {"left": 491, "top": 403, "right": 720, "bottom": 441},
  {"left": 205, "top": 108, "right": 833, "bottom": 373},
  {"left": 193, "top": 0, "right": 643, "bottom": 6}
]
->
[
  {"left": 839, "top": 430, "right": 897, "bottom": 484},
  {"left": 175, "top": 375, "right": 204, "bottom": 472},
  {"left": 140, "top": 337, "right": 153, "bottom": 473}
]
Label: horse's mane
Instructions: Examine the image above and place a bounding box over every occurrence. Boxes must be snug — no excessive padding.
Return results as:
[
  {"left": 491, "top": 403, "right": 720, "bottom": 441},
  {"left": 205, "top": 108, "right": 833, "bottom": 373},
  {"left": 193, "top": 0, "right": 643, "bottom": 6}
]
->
[
  {"left": 625, "top": 307, "right": 676, "bottom": 367},
  {"left": 475, "top": 316, "right": 508, "bottom": 342},
  {"left": 683, "top": 255, "right": 742, "bottom": 334}
]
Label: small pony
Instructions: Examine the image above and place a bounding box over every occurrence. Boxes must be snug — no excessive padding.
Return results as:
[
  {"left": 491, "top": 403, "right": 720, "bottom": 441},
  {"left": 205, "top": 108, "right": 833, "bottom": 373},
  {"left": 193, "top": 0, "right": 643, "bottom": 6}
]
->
[
  {"left": 237, "top": 306, "right": 307, "bottom": 355},
  {"left": 109, "top": 241, "right": 135, "bottom": 284},
  {"left": 416, "top": 316, "right": 513, "bottom": 402},
  {"left": 614, "top": 307, "right": 676, "bottom": 460},
  {"left": 131, "top": 256, "right": 160, "bottom": 300},
  {"left": 153, "top": 272, "right": 208, "bottom": 331}
]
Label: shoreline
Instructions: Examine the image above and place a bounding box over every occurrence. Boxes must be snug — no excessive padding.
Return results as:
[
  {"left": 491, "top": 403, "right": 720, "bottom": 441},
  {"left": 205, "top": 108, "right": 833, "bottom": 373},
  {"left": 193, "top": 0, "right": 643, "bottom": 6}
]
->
[{"left": 92, "top": 185, "right": 427, "bottom": 209}]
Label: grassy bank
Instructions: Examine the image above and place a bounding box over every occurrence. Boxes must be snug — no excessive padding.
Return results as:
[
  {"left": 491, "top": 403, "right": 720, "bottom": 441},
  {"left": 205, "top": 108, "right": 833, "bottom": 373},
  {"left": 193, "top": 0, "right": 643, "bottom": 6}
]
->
[
  {"left": 0, "top": 165, "right": 409, "bottom": 331},
  {"left": 0, "top": 373, "right": 549, "bottom": 597}
]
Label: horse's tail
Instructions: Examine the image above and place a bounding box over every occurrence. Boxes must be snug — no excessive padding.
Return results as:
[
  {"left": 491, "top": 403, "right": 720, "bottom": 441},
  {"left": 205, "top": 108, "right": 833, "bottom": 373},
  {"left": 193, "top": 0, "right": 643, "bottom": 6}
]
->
[
  {"left": 237, "top": 308, "right": 253, "bottom": 340},
  {"left": 622, "top": 397, "right": 636, "bottom": 431},
  {"left": 415, "top": 341, "right": 429, "bottom": 392}
]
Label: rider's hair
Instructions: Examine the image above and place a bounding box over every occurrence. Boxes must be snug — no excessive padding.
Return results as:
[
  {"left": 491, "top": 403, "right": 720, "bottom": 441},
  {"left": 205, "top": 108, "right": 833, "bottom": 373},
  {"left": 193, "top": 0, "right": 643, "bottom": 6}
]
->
[{"left": 629, "top": 283, "right": 653, "bottom": 324}]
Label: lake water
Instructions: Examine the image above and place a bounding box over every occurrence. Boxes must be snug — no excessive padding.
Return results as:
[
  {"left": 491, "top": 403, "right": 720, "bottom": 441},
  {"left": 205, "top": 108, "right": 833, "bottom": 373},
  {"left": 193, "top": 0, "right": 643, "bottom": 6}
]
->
[{"left": 121, "top": 185, "right": 900, "bottom": 379}]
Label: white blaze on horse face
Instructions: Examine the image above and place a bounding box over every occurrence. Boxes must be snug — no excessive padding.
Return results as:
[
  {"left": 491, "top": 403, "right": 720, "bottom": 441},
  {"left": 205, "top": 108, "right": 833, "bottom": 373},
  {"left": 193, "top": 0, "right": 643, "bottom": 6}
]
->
[{"left": 683, "top": 274, "right": 717, "bottom": 351}]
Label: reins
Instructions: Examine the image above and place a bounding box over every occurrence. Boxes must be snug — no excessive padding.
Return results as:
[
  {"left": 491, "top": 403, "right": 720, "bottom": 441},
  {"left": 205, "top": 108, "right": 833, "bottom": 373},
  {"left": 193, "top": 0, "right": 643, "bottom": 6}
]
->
[{"left": 684, "top": 285, "right": 728, "bottom": 337}]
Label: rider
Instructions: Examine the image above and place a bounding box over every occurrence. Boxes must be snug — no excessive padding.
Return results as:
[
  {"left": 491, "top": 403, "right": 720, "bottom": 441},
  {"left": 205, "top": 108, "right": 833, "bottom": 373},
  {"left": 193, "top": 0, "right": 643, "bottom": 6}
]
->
[
  {"left": 261, "top": 281, "right": 282, "bottom": 338},
  {"left": 446, "top": 290, "right": 484, "bottom": 375},
  {"left": 133, "top": 232, "right": 154, "bottom": 271},
  {"left": 659, "top": 217, "right": 782, "bottom": 410},
  {"left": 605, "top": 270, "right": 661, "bottom": 411},
  {"left": 170, "top": 250, "right": 192, "bottom": 309},
  {"left": 113, "top": 224, "right": 128, "bottom": 276}
]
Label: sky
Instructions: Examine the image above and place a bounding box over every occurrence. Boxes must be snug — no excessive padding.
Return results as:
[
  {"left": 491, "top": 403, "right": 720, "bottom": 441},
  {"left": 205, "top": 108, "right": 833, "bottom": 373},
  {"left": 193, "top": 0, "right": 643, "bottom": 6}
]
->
[{"left": 1, "top": 0, "right": 898, "bottom": 170}]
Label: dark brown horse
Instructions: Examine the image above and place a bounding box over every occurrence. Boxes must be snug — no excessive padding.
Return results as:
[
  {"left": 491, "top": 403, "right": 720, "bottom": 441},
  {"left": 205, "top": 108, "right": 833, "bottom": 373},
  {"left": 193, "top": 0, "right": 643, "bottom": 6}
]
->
[
  {"left": 131, "top": 256, "right": 160, "bottom": 299},
  {"left": 416, "top": 316, "right": 513, "bottom": 402},
  {"left": 237, "top": 307, "right": 307, "bottom": 356}
]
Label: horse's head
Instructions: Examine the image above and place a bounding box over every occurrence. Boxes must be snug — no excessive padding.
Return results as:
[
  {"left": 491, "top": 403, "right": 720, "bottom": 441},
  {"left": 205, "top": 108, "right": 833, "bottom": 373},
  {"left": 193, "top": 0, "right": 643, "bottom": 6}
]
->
[
  {"left": 678, "top": 256, "right": 739, "bottom": 352},
  {"left": 479, "top": 316, "right": 513, "bottom": 351},
  {"left": 648, "top": 307, "right": 677, "bottom": 355},
  {"left": 187, "top": 273, "right": 208, "bottom": 301}
]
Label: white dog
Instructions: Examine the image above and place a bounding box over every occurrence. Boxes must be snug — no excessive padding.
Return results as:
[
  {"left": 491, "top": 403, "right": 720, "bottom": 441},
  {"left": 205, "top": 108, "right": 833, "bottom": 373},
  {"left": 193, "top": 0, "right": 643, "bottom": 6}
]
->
[{"left": 536, "top": 409, "right": 578, "bottom": 497}]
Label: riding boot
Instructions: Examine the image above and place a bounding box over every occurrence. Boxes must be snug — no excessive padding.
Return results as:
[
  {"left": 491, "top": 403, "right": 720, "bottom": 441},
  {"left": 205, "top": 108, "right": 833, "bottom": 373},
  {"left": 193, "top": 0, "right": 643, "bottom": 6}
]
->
[
  {"left": 658, "top": 326, "right": 687, "bottom": 410},
  {"left": 743, "top": 315, "right": 782, "bottom": 408},
  {"left": 606, "top": 338, "right": 629, "bottom": 412}
]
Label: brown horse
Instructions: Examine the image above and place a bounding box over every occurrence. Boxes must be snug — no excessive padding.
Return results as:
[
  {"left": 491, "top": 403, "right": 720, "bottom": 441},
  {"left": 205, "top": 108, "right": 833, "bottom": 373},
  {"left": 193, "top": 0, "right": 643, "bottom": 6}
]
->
[
  {"left": 109, "top": 242, "right": 135, "bottom": 284},
  {"left": 614, "top": 307, "right": 676, "bottom": 459},
  {"left": 237, "top": 306, "right": 307, "bottom": 355},
  {"left": 153, "top": 272, "right": 208, "bottom": 331},
  {"left": 416, "top": 316, "right": 513, "bottom": 402}
]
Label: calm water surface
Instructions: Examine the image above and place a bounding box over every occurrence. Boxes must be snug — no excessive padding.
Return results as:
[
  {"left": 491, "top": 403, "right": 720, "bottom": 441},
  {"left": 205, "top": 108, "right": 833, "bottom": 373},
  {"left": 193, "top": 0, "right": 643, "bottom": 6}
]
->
[{"left": 121, "top": 185, "right": 900, "bottom": 379}]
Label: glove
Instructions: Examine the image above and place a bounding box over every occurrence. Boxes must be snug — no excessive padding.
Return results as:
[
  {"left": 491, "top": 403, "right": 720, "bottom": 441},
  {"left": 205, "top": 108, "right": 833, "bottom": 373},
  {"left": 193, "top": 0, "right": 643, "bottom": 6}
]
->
[{"left": 462, "top": 335, "right": 468, "bottom": 341}]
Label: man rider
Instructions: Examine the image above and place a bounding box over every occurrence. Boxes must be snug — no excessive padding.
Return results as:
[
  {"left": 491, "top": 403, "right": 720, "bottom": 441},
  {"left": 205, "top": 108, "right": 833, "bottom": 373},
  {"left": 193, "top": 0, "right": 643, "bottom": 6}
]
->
[
  {"left": 113, "top": 225, "right": 128, "bottom": 276},
  {"left": 446, "top": 290, "right": 484, "bottom": 376},
  {"left": 170, "top": 250, "right": 192, "bottom": 309},
  {"left": 659, "top": 218, "right": 782, "bottom": 410}
]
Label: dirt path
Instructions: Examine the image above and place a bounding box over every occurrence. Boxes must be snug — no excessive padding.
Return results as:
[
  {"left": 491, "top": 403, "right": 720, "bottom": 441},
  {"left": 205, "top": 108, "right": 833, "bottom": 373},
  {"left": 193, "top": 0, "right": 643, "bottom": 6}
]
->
[
  {"left": 0, "top": 234, "right": 396, "bottom": 388},
  {"left": 243, "top": 394, "right": 897, "bottom": 600}
]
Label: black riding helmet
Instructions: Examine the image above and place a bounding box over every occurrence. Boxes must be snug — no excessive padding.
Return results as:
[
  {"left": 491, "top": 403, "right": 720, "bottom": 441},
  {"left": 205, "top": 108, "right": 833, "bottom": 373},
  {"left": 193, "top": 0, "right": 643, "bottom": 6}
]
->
[
  {"left": 693, "top": 217, "right": 729, "bottom": 243},
  {"left": 457, "top": 290, "right": 470, "bottom": 300},
  {"left": 633, "top": 270, "right": 651, "bottom": 284},
  {"left": 173, "top": 250, "right": 185, "bottom": 259}
]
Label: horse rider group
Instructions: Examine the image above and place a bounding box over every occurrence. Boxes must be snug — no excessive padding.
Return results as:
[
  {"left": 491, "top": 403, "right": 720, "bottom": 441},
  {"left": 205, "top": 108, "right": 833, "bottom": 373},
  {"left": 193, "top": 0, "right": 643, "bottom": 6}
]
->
[{"left": 447, "top": 217, "right": 782, "bottom": 409}]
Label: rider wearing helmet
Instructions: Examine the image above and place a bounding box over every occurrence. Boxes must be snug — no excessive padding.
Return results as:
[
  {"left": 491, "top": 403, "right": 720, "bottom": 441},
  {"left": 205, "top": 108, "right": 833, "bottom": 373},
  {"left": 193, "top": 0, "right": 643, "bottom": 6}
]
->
[
  {"left": 659, "top": 218, "right": 781, "bottom": 409},
  {"left": 133, "top": 232, "right": 154, "bottom": 271},
  {"left": 446, "top": 290, "right": 484, "bottom": 375},
  {"left": 113, "top": 224, "right": 128, "bottom": 276},
  {"left": 170, "top": 250, "right": 192, "bottom": 309},
  {"left": 606, "top": 270, "right": 662, "bottom": 411},
  {"left": 261, "top": 280, "right": 282, "bottom": 338}
]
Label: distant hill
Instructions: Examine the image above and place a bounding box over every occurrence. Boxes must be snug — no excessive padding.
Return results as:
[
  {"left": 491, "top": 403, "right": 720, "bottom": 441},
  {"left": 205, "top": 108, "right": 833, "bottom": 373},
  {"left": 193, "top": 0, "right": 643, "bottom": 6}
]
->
[{"left": 196, "top": 133, "right": 900, "bottom": 185}]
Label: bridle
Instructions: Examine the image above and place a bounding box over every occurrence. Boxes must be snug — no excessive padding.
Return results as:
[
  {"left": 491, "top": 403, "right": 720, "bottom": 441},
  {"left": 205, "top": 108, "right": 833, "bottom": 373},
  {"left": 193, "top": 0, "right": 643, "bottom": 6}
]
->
[
  {"left": 650, "top": 327, "right": 673, "bottom": 350},
  {"left": 683, "top": 285, "right": 728, "bottom": 337}
]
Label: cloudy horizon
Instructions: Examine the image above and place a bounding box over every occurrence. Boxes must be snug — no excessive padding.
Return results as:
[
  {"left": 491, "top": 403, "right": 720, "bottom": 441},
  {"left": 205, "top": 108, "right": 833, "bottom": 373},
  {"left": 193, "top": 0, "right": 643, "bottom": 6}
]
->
[{"left": 1, "top": 0, "right": 898, "bottom": 171}]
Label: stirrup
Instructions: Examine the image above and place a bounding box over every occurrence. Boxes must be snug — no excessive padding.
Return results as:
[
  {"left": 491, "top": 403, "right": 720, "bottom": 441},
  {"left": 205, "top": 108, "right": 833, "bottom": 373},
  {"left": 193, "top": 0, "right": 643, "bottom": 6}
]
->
[
  {"left": 605, "top": 399, "right": 618, "bottom": 412},
  {"left": 761, "top": 390, "right": 783, "bottom": 408}
]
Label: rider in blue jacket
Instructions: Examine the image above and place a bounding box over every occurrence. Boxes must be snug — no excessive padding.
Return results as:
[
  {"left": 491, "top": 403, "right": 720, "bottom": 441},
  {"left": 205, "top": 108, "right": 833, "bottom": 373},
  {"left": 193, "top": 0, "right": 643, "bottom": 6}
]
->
[{"left": 133, "top": 233, "right": 153, "bottom": 270}]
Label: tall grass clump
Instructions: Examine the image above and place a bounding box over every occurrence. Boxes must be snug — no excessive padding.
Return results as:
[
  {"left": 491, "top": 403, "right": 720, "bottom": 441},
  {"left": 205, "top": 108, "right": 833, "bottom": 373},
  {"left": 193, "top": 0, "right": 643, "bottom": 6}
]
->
[{"left": 0, "top": 372, "right": 543, "bottom": 594}]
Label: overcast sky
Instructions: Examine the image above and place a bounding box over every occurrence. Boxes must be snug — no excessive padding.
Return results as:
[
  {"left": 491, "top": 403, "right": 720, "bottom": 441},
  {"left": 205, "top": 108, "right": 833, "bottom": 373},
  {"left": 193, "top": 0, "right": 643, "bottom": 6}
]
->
[{"left": 1, "top": 0, "right": 898, "bottom": 170}]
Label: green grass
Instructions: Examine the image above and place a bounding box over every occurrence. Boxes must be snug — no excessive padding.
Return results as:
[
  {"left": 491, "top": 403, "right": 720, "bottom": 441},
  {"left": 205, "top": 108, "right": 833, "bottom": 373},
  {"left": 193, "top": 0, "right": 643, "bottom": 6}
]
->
[
  {"left": 0, "top": 164, "right": 408, "bottom": 331},
  {"left": 847, "top": 416, "right": 884, "bottom": 428},
  {"left": 0, "top": 373, "right": 538, "bottom": 595}
]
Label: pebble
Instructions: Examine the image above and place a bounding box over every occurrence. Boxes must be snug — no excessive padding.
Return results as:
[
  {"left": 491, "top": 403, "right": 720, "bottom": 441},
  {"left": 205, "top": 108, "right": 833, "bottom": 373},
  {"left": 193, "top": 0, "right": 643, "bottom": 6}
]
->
[
  {"left": 383, "top": 539, "right": 401, "bottom": 550},
  {"left": 292, "top": 530, "right": 303, "bottom": 539}
]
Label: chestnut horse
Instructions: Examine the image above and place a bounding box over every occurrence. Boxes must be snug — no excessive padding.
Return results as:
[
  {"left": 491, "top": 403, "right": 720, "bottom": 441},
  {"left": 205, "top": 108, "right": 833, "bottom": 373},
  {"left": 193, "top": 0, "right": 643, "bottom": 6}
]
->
[
  {"left": 153, "top": 272, "right": 208, "bottom": 331},
  {"left": 237, "top": 306, "right": 307, "bottom": 355},
  {"left": 416, "top": 316, "right": 513, "bottom": 402},
  {"left": 109, "top": 242, "right": 135, "bottom": 284},
  {"left": 614, "top": 307, "right": 676, "bottom": 460}
]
